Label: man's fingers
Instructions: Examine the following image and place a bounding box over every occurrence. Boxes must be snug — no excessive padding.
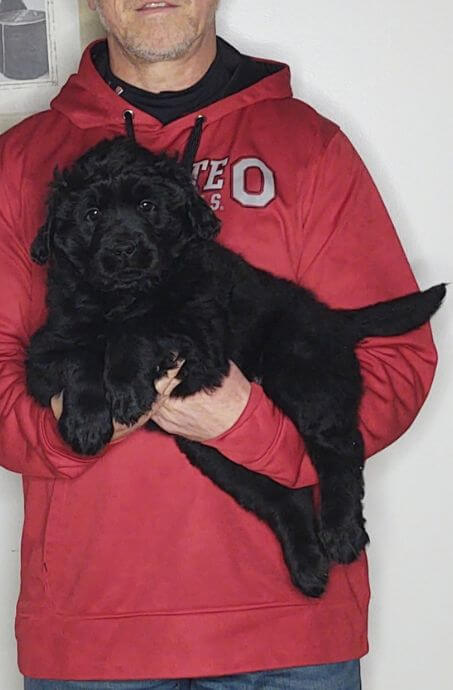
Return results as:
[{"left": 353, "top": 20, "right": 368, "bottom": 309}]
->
[
  {"left": 50, "top": 390, "right": 64, "bottom": 421},
  {"left": 113, "top": 360, "right": 185, "bottom": 437},
  {"left": 154, "top": 360, "right": 184, "bottom": 396}
]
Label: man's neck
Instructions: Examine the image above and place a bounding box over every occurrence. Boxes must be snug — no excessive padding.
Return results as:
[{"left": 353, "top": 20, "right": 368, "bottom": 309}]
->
[{"left": 107, "top": 30, "right": 217, "bottom": 94}]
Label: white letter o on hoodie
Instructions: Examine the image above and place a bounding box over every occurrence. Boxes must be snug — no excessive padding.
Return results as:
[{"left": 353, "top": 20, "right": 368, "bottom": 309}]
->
[{"left": 232, "top": 158, "right": 276, "bottom": 208}]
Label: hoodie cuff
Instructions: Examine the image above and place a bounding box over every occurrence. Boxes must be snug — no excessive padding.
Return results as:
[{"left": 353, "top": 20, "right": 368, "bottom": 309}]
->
[{"left": 204, "top": 383, "right": 318, "bottom": 488}]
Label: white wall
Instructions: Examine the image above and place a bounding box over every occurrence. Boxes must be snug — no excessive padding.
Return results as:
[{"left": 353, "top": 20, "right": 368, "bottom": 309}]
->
[
  {"left": 0, "top": 1, "right": 452, "bottom": 688},
  {"left": 221, "top": 3, "right": 452, "bottom": 689}
]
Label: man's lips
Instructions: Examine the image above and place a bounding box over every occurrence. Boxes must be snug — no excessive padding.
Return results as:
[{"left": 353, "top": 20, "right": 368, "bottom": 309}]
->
[{"left": 137, "top": 2, "right": 178, "bottom": 11}]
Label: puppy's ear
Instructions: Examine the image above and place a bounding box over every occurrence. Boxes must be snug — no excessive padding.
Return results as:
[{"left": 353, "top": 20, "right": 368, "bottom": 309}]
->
[
  {"left": 31, "top": 167, "right": 67, "bottom": 264},
  {"left": 30, "top": 216, "right": 53, "bottom": 265},
  {"left": 186, "top": 187, "right": 221, "bottom": 240}
]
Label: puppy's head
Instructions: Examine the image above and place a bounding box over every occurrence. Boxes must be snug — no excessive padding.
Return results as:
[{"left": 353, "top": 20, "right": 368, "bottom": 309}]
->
[{"left": 31, "top": 136, "right": 221, "bottom": 292}]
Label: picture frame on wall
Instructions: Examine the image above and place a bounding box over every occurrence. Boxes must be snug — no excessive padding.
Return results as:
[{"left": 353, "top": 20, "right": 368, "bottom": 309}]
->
[
  {"left": 0, "top": 0, "right": 104, "bottom": 134},
  {"left": 0, "top": 1, "right": 55, "bottom": 86}
]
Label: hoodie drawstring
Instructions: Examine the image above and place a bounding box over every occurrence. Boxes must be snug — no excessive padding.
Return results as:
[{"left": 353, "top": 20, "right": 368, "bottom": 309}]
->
[
  {"left": 181, "top": 114, "right": 205, "bottom": 173},
  {"left": 123, "top": 110, "right": 205, "bottom": 173},
  {"left": 123, "top": 110, "right": 136, "bottom": 142}
]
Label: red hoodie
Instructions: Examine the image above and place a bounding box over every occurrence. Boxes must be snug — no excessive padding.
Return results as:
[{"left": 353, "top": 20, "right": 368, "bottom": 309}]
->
[{"left": 0, "top": 42, "right": 437, "bottom": 680}]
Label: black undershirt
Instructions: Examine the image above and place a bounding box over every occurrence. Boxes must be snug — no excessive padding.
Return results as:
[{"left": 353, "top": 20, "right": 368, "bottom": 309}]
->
[{"left": 92, "top": 37, "right": 281, "bottom": 125}]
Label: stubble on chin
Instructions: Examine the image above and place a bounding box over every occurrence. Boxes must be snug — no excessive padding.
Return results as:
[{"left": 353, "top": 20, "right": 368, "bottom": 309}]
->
[{"left": 93, "top": 1, "right": 215, "bottom": 63}]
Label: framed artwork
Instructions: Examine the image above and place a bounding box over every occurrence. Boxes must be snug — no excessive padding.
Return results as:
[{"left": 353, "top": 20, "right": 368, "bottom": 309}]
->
[
  {"left": 0, "top": 1, "right": 55, "bottom": 86},
  {"left": 0, "top": 0, "right": 105, "bottom": 134}
]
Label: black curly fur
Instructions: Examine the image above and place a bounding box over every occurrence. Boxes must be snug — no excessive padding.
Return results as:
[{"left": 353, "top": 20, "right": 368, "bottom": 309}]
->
[{"left": 26, "top": 137, "right": 445, "bottom": 598}]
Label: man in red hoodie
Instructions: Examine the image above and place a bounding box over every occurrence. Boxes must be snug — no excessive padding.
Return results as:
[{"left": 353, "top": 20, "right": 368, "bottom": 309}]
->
[{"left": 0, "top": 1, "right": 437, "bottom": 688}]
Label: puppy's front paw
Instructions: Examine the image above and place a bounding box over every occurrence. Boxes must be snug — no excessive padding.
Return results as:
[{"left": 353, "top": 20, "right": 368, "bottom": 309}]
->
[
  {"left": 58, "top": 405, "right": 113, "bottom": 456},
  {"left": 107, "top": 385, "right": 157, "bottom": 426},
  {"left": 105, "top": 338, "right": 166, "bottom": 425}
]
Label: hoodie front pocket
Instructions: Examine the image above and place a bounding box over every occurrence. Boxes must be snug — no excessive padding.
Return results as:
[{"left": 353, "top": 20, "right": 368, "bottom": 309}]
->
[
  {"left": 40, "top": 440, "right": 326, "bottom": 618},
  {"left": 42, "top": 477, "right": 68, "bottom": 597}
]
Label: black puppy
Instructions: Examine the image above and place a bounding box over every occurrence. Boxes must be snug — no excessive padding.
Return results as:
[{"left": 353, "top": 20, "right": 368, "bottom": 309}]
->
[{"left": 27, "top": 137, "right": 445, "bottom": 597}]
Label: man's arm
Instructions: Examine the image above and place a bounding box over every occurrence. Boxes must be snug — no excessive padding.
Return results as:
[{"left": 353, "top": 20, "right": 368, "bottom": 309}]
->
[
  {"left": 149, "top": 130, "right": 437, "bottom": 488},
  {"left": 149, "top": 363, "right": 318, "bottom": 488},
  {"left": 295, "top": 130, "right": 437, "bottom": 458},
  {"left": 0, "top": 153, "right": 101, "bottom": 478},
  {"left": 0, "top": 137, "right": 124, "bottom": 480}
]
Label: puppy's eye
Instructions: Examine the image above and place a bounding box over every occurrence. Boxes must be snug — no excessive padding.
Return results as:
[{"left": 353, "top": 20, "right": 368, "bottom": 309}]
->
[
  {"left": 85, "top": 208, "right": 101, "bottom": 222},
  {"left": 138, "top": 199, "right": 156, "bottom": 213}
]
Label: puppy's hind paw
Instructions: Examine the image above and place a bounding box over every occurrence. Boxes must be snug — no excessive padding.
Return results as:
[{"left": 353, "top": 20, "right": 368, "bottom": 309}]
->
[
  {"left": 319, "top": 520, "right": 369, "bottom": 564},
  {"left": 291, "top": 564, "right": 329, "bottom": 598},
  {"left": 284, "top": 540, "right": 330, "bottom": 598}
]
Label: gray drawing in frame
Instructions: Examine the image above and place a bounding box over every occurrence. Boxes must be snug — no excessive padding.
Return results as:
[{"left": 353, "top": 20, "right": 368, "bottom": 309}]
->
[{"left": 0, "top": 0, "right": 57, "bottom": 88}]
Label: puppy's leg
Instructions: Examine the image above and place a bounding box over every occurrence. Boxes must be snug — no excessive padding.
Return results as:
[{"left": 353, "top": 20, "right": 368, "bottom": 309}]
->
[
  {"left": 306, "top": 433, "right": 369, "bottom": 563},
  {"left": 176, "top": 438, "right": 329, "bottom": 598},
  {"left": 26, "top": 326, "right": 68, "bottom": 406},
  {"left": 27, "top": 325, "right": 111, "bottom": 455},
  {"left": 104, "top": 333, "right": 175, "bottom": 425},
  {"left": 167, "top": 344, "right": 230, "bottom": 399},
  {"left": 163, "top": 314, "right": 230, "bottom": 398},
  {"left": 57, "top": 349, "right": 112, "bottom": 455},
  {"left": 105, "top": 323, "right": 229, "bottom": 425},
  {"left": 261, "top": 353, "right": 369, "bottom": 564}
]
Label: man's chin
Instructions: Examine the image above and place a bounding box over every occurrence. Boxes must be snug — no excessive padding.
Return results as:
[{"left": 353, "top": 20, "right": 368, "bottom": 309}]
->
[{"left": 122, "top": 25, "right": 197, "bottom": 62}]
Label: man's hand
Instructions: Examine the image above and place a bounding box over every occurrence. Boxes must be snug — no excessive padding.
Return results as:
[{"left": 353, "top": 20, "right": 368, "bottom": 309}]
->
[{"left": 149, "top": 360, "right": 251, "bottom": 442}]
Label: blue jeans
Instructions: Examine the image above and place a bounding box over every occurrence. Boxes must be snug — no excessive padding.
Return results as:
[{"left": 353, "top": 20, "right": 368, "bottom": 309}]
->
[{"left": 24, "top": 660, "right": 361, "bottom": 690}]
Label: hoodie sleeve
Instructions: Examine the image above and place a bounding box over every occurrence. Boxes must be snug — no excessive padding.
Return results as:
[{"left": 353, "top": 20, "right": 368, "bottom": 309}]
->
[
  {"left": 205, "top": 383, "right": 318, "bottom": 487},
  {"left": 206, "top": 129, "right": 438, "bottom": 488},
  {"left": 0, "top": 138, "right": 106, "bottom": 480}
]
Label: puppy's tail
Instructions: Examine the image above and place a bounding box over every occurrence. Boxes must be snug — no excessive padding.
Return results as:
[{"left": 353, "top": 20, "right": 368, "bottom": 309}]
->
[{"left": 342, "top": 283, "right": 446, "bottom": 342}]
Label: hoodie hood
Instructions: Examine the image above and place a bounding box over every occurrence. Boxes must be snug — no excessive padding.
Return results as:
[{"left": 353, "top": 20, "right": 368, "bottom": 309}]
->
[{"left": 50, "top": 40, "right": 293, "bottom": 136}]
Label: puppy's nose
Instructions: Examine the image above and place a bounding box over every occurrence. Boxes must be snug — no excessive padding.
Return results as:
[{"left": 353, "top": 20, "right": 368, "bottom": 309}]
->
[{"left": 113, "top": 240, "right": 137, "bottom": 258}]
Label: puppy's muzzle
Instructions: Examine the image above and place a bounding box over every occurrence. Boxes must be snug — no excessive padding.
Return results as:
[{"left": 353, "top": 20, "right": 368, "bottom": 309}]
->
[
  {"left": 89, "top": 228, "right": 161, "bottom": 291},
  {"left": 107, "top": 235, "right": 144, "bottom": 269},
  {"left": 101, "top": 230, "right": 156, "bottom": 267}
]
